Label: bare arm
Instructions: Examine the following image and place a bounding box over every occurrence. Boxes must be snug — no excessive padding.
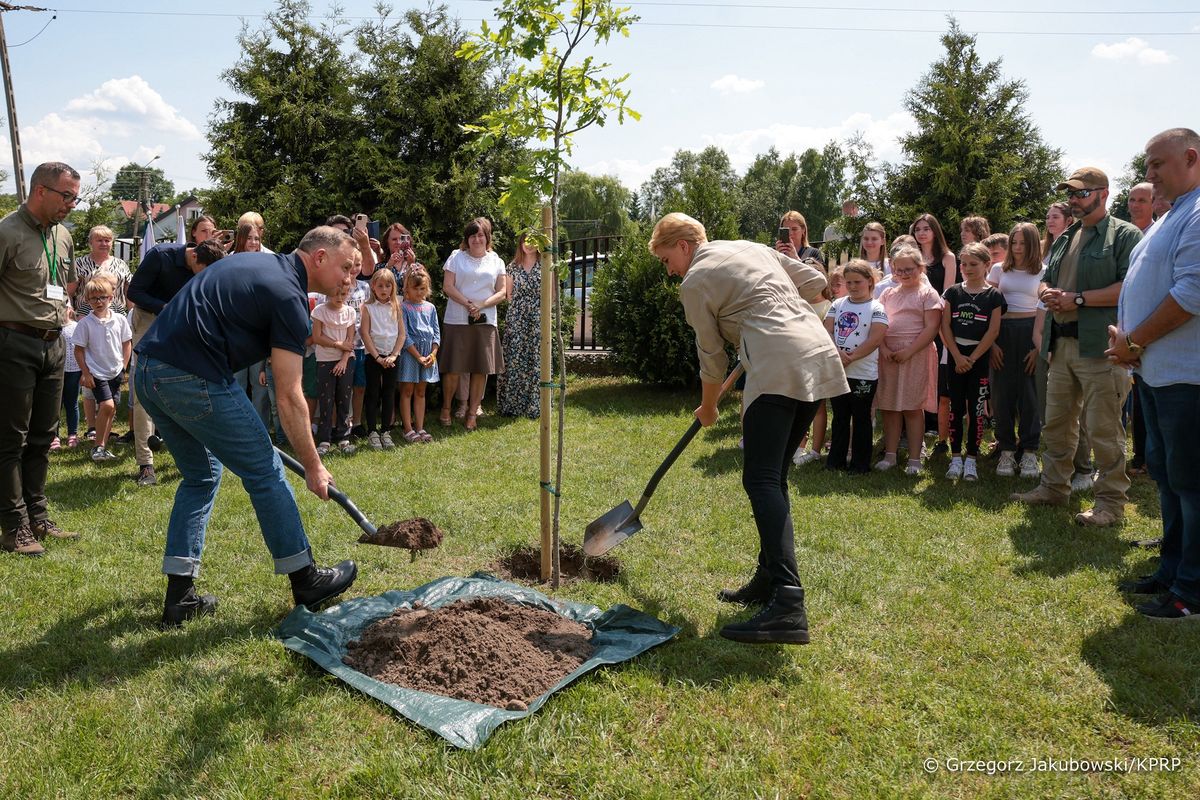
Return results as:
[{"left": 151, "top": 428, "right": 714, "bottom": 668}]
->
[
  {"left": 271, "top": 348, "right": 332, "bottom": 500},
  {"left": 941, "top": 253, "right": 956, "bottom": 293}
]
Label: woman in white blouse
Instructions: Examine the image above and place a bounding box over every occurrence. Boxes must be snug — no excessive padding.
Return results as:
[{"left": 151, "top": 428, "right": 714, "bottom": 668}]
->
[{"left": 437, "top": 217, "right": 508, "bottom": 431}]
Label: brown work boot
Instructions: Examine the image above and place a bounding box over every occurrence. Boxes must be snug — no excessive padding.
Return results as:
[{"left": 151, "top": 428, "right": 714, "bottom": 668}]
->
[
  {"left": 31, "top": 519, "right": 79, "bottom": 540},
  {"left": 1075, "top": 508, "right": 1123, "bottom": 527},
  {"left": 1009, "top": 486, "right": 1069, "bottom": 506},
  {"left": 1, "top": 525, "right": 45, "bottom": 557}
]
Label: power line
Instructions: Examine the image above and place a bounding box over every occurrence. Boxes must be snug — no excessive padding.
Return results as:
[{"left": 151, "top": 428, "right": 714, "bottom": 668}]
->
[{"left": 8, "top": 11, "right": 52, "bottom": 46}]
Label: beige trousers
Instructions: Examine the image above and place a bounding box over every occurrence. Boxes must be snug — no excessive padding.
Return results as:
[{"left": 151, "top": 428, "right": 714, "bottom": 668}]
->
[{"left": 1039, "top": 337, "right": 1130, "bottom": 513}]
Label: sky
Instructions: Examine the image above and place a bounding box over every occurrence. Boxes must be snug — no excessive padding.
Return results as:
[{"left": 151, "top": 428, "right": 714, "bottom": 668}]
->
[{"left": 2, "top": 1, "right": 1198, "bottom": 208}]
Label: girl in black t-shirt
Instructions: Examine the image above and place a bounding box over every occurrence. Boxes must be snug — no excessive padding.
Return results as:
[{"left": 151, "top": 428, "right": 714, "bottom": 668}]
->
[{"left": 940, "top": 243, "right": 1006, "bottom": 480}]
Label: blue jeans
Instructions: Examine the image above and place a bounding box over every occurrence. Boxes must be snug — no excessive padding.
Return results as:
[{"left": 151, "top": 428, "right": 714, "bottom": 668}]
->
[
  {"left": 1141, "top": 381, "right": 1200, "bottom": 605},
  {"left": 135, "top": 356, "right": 313, "bottom": 577},
  {"left": 61, "top": 370, "right": 81, "bottom": 435}
]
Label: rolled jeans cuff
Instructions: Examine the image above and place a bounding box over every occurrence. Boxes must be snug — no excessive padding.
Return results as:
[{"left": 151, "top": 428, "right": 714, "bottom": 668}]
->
[
  {"left": 163, "top": 556, "right": 201, "bottom": 578},
  {"left": 274, "top": 547, "right": 314, "bottom": 575}
]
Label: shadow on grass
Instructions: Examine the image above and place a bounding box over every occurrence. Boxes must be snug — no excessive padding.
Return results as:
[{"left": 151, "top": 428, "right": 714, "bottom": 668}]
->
[
  {"left": 1081, "top": 612, "right": 1200, "bottom": 725},
  {"left": 1007, "top": 512, "right": 1128, "bottom": 577},
  {"left": 567, "top": 380, "right": 695, "bottom": 417},
  {"left": 0, "top": 593, "right": 281, "bottom": 693},
  {"left": 45, "top": 469, "right": 129, "bottom": 510}
]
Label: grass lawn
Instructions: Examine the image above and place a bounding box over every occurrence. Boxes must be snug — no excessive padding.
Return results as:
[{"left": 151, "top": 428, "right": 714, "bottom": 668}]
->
[{"left": 1, "top": 375, "right": 1197, "bottom": 799}]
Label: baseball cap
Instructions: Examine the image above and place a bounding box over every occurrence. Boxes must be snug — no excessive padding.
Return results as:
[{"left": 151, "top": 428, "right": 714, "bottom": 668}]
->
[{"left": 1057, "top": 167, "right": 1109, "bottom": 191}]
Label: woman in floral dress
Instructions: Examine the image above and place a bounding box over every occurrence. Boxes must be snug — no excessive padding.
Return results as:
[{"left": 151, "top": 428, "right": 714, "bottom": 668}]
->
[{"left": 497, "top": 233, "right": 542, "bottom": 418}]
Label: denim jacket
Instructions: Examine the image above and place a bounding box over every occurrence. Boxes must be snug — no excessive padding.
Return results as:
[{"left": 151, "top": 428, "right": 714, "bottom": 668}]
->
[{"left": 1043, "top": 213, "right": 1142, "bottom": 358}]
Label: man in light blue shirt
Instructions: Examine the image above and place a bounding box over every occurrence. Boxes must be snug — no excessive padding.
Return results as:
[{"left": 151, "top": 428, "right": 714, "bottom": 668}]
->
[{"left": 1108, "top": 127, "right": 1200, "bottom": 620}]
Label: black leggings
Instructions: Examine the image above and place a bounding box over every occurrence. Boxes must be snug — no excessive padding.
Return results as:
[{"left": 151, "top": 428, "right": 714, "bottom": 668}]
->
[
  {"left": 947, "top": 358, "right": 990, "bottom": 457},
  {"left": 363, "top": 357, "right": 398, "bottom": 432},
  {"left": 828, "top": 379, "right": 878, "bottom": 471},
  {"left": 741, "top": 394, "right": 821, "bottom": 589}
]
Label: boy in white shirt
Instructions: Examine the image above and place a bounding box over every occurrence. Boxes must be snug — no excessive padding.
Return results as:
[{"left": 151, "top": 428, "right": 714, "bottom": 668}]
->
[{"left": 73, "top": 275, "right": 132, "bottom": 462}]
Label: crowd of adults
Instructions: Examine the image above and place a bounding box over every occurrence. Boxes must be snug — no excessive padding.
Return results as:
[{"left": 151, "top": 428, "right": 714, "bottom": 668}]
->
[{"left": 1, "top": 126, "right": 1196, "bottom": 635}]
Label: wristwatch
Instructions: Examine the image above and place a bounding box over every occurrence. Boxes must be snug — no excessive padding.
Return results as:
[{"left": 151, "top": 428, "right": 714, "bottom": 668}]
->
[
  {"left": 1073, "top": 292, "right": 1087, "bottom": 307},
  {"left": 1125, "top": 334, "right": 1145, "bottom": 358}
]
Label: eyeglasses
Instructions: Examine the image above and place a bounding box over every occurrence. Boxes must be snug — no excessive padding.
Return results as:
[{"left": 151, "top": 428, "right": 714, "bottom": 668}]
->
[
  {"left": 40, "top": 185, "right": 80, "bottom": 204},
  {"left": 1066, "top": 188, "right": 1103, "bottom": 200},
  {"left": 893, "top": 267, "right": 919, "bottom": 275},
  {"left": 88, "top": 295, "right": 112, "bottom": 301}
]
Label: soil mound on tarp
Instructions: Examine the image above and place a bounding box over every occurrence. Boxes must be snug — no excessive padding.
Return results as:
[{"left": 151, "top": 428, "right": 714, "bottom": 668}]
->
[
  {"left": 364, "top": 517, "right": 444, "bottom": 550},
  {"left": 342, "top": 597, "right": 594, "bottom": 710},
  {"left": 496, "top": 544, "right": 621, "bottom": 584}
]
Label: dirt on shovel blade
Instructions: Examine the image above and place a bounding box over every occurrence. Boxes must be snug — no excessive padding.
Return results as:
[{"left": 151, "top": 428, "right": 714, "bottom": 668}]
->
[
  {"left": 343, "top": 597, "right": 594, "bottom": 710},
  {"left": 364, "top": 517, "right": 444, "bottom": 550}
]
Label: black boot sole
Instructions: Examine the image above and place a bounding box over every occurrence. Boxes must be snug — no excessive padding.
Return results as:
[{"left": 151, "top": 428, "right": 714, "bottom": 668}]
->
[{"left": 718, "top": 627, "right": 810, "bottom": 645}]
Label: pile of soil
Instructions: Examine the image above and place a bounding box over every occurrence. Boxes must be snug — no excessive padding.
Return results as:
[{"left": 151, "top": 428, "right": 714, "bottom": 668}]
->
[
  {"left": 364, "top": 517, "right": 444, "bottom": 550},
  {"left": 343, "top": 597, "right": 594, "bottom": 710},
  {"left": 496, "top": 544, "right": 621, "bottom": 584}
]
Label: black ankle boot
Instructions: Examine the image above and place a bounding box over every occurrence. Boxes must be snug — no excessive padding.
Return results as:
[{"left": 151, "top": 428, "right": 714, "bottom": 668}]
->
[
  {"left": 161, "top": 577, "right": 218, "bottom": 629},
  {"left": 717, "top": 568, "right": 771, "bottom": 606},
  {"left": 719, "top": 586, "right": 809, "bottom": 645},
  {"left": 289, "top": 554, "right": 358, "bottom": 610}
]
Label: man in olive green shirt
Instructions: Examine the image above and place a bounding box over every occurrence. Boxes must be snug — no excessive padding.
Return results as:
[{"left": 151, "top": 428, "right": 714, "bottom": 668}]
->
[
  {"left": 0, "top": 162, "right": 82, "bottom": 556},
  {"left": 1012, "top": 166, "right": 1143, "bottom": 527}
]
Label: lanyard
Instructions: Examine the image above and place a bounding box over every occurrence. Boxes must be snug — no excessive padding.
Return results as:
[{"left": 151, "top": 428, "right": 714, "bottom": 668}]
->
[{"left": 40, "top": 228, "right": 59, "bottom": 285}]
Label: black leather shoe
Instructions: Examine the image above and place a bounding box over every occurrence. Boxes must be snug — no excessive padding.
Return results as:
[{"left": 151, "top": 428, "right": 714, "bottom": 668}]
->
[
  {"left": 1118, "top": 575, "right": 1169, "bottom": 594},
  {"left": 148, "top": 434, "right": 164, "bottom": 452},
  {"left": 161, "top": 588, "right": 218, "bottom": 628},
  {"left": 717, "top": 568, "right": 771, "bottom": 606},
  {"left": 719, "top": 586, "right": 810, "bottom": 645},
  {"left": 290, "top": 558, "right": 358, "bottom": 610}
]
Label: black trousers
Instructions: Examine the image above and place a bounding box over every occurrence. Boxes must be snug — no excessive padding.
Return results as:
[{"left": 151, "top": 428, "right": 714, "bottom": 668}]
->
[
  {"left": 363, "top": 357, "right": 398, "bottom": 432},
  {"left": 741, "top": 393, "right": 821, "bottom": 589},
  {"left": 948, "top": 358, "right": 990, "bottom": 457},
  {"left": 0, "top": 330, "right": 63, "bottom": 531},
  {"left": 828, "top": 379, "right": 878, "bottom": 471}
]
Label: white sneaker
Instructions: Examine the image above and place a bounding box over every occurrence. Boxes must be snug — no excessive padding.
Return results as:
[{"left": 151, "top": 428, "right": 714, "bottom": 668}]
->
[
  {"left": 945, "top": 457, "right": 963, "bottom": 480},
  {"left": 737, "top": 437, "right": 744, "bottom": 450},
  {"left": 875, "top": 457, "right": 896, "bottom": 472},
  {"left": 1018, "top": 452, "right": 1040, "bottom": 479},
  {"left": 1071, "top": 471, "right": 1094, "bottom": 493},
  {"left": 367, "top": 431, "right": 383, "bottom": 451},
  {"left": 996, "top": 451, "right": 1017, "bottom": 477},
  {"left": 380, "top": 431, "right": 395, "bottom": 449},
  {"left": 963, "top": 458, "right": 979, "bottom": 481},
  {"left": 316, "top": 442, "right": 331, "bottom": 456},
  {"left": 91, "top": 446, "right": 116, "bottom": 462},
  {"left": 338, "top": 440, "right": 356, "bottom": 455},
  {"left": 792, "top": 449, "right": 819, "bottom": 466},
  {"left": 905, "top": 460, "right": 923, "bottom": 476}
]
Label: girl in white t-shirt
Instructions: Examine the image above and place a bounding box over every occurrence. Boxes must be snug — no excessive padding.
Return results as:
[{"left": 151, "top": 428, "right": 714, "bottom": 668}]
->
[
  {"left": 360, "top": 269, "right": 405, "bottom": 450},
  {"left": 824, "top": 260, "right": 889, "bottom": 472},
  {"left": 859, "top": 220, "right": 891, "bottom": 280},
  {"left": 311, "top": 282, "right": 358, "bottom": 455}
]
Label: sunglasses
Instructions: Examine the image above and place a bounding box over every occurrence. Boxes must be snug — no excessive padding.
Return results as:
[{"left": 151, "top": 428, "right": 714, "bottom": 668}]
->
[{"left": 1066, "top": 188, "right": 1103, "bottom": 200}]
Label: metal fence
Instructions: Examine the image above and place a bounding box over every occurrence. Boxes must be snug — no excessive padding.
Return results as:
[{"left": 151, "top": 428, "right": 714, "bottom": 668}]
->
[{"left": 563, "top": 235, "right": 619, "bottom": 350}]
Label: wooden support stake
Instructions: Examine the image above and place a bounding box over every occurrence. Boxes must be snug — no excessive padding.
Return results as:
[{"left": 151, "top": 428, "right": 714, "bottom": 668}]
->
[{"left": 538, "top": 205, "right": 553, "bottom": 581}]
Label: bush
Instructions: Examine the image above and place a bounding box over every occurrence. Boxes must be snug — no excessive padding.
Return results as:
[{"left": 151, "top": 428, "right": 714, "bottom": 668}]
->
[{"left": 591, "top": 226, "right": 699, "bottom": 387}]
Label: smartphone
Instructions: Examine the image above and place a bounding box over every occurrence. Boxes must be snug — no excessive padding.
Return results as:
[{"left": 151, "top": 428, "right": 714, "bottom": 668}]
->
[
  {"left": 366, "top": 220, "right": 380, "bottom": 240},
  {"left": 778, "top": 227, "right": 790, "bottom": 244},
  {"left": 354, "top": 214, "right": 368, "bottom": 231},
  {"left": 217, "top": 229, "right": 235, "bottom": 244}
]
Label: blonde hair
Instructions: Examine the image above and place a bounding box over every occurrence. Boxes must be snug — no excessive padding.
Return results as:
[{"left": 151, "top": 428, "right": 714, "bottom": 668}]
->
[
  {"left": 958, "top": 242, "right": 992, "bottom": 269},
  {"left": 369, "top": 268, "right": 401, "bottom": 322},
  {"left": 858, "top": 221, "right": 889, "bottom": 263},
  {"left": 648, "top": 212, "right": 707, "bottom": 252},
  {"left": 84, "top": 273, "right": 115, "bottom": 298},
  {"left": 88, "top": 225, "right": 115, "bottom": 243},
  {"left": 403, "top": 268, "right": 432, "bottom": 302},
  {"left": 780, "top": 210, "right": 811, "bottom": 248},
  {"left": 1002, "top": 223, "right": 1042, "bottom": 274},
  {"left": 890, "top": 245, "right": 925, "bottom": 273},
  {"left": 237, "top": 211, "right": 265, "bottom": 233},
  {"left": 890, "top": 234, "right": 917, "bottom": 256},
  {"left": 841, "top": 258, "right": 877, "bottom": 288}
]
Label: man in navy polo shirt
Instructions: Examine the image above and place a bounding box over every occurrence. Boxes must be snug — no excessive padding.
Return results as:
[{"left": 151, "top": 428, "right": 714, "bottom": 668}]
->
[{"left": 136, "top": 226, "right": 359, "bottom": 627}]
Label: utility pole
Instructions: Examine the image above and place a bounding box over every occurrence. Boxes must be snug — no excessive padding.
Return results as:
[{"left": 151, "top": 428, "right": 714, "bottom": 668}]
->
[{"left": 0, "top": 3, "right": 50, "bottom": 203}]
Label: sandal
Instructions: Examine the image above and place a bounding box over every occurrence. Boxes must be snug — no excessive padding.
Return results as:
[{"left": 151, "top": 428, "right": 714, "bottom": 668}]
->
[
  {"left": 464, "top": 414, "right": 477, "bottom": 432},
  {"left": 403, "top": 430, "right": 421, "bottom": 443},
  {"left": 438, "top": 412, "right": 452, "bottom": 427},
  {"left": 417, "top": 429, "right": 432, "bottom": 443}
]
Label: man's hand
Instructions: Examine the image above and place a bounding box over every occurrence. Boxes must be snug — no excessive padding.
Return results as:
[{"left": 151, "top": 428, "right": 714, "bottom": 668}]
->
[
  {"left": 305, "top": 460, "right": 334, "bottom": 501},
  {"left": 81, "top": 372, "right": 94, "bottom": 390},
  {"left": 694, "top": 403, "right": 719, "bottom": 427},
  {"left": 1104, "top": 324, "right": 1141, "bottom": 368}
]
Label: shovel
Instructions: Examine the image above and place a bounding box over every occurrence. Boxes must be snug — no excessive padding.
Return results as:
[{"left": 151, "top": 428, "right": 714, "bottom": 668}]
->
[
  {"left": 584, "top": 362, "right": 745, "bottom": 557},
  {"left": 275, "top": 447, "right": 378, "bottom": 541}
]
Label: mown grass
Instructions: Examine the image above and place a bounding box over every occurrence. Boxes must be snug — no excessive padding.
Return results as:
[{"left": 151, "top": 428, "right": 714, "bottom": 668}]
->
[{"left": 1, "top": 375, "right": 1196, "bottom": 799}]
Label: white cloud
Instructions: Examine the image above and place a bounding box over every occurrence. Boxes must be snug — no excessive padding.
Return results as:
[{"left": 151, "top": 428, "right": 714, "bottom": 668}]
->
[
  {"left": 1091, "top": 38, "right": 1175, "bottom": 66},
  {"left": 710, "top": 74, "right": 765, "bottom": 95},
  {"left": 66, "top": 76, "right": 201, "bottom": 139}
]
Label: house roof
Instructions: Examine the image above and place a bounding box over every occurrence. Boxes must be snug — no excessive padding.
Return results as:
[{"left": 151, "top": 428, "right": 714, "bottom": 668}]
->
[{"left": 118, "top": 200, "right": 172, "bottom": 219}]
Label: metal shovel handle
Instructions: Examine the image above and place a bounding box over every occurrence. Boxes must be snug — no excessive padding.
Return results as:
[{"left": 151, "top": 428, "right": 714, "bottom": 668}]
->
[{"left": 274, "top": 447, "right": 378, "bottom": 538}]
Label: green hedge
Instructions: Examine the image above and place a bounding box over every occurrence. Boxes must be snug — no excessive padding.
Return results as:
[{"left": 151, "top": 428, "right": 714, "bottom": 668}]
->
[{"left": 590, "top": 227, "right": 700, "bottom": 387}]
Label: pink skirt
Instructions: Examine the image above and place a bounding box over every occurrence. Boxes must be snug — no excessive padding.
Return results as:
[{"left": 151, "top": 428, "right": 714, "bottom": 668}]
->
[{"left": 876, "top": 334, "right": 937, "bottom": 413}]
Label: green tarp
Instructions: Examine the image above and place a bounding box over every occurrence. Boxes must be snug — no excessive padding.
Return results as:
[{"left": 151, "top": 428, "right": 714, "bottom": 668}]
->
[{"left": 276, "top": 572, "right": 680, "bottom": 749}]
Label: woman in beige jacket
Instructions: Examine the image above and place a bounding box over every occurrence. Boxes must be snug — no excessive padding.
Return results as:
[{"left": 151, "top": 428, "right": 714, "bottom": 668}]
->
[{"left": 649, "top": 212, "right": 848, "bottom": 645}]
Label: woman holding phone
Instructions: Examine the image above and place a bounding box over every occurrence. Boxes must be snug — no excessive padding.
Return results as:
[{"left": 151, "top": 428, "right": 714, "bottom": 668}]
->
[
  {"left": 437, "top": 217, "right": 507, "bottom": 431},
  {"left": 651, "top": 212, "right": 846, "bottom": 645}
]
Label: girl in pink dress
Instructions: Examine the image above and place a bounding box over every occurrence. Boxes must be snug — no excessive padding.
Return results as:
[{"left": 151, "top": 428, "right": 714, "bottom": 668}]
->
[{"left": 875, "top": 246, "right": 944, "bottom": 474}]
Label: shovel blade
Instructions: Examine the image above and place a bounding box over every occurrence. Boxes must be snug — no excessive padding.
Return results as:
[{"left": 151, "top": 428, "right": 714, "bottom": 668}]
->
[{"left": 583, "top": 500, "right": 643, "bottom": 557}]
